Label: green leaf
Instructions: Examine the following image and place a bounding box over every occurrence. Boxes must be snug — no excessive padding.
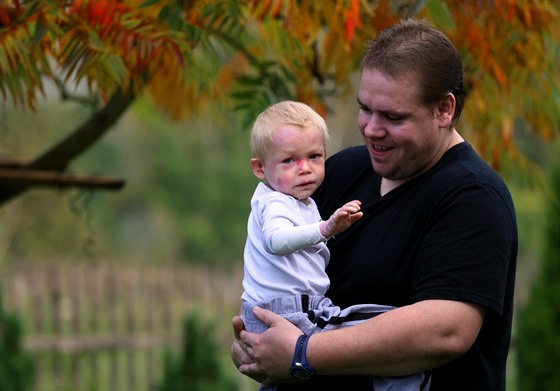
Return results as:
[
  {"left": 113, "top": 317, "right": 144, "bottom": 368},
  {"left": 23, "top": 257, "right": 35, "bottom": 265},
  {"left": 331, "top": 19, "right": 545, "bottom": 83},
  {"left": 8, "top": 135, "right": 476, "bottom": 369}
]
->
[
  {"left": 426, "top": 0, "right": 456, "bottom": 31},
  {"left": 158, "top": 5, "right": 184, "bottom": 30},
  {"left": 17, "top": 0, "right": 41, "bottom": 23},
  {"left": 102, "top": 54, "right": 127, "bottom": 85},
  {"left": 229, "top": 90, "right": 259, "bottom": 100},
  {"left": 32, "top": 13, "right": 48, "bottom": 45},
  {"left": 86, "top": 30, "right": 104, "bottom": 51},
  {"left": 140, "top": 0, "right": 161, "bottom": 7},
  {"left": 236, "top": 75, "right": 264, "bottom": 86},
  {"left": 121, "top": 16, "right": 142, "bottom": 29}
]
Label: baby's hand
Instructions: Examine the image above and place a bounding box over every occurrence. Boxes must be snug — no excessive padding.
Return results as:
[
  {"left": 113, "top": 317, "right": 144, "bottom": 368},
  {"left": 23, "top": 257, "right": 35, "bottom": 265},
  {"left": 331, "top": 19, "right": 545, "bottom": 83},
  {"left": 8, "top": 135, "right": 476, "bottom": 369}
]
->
[{"left": 320, "top": 200, "right": 363, "bottom": 238}]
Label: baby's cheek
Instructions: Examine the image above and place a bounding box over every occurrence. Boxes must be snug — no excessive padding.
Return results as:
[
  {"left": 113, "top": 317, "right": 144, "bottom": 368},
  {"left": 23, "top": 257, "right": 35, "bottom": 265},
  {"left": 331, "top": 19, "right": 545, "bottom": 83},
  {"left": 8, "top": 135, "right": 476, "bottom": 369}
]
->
[
  {"left": 275, "top": 174, "right": 294, "bottom": 192},
  {"left": 274, "top": 177, "right": 289, "bottom": 190}
]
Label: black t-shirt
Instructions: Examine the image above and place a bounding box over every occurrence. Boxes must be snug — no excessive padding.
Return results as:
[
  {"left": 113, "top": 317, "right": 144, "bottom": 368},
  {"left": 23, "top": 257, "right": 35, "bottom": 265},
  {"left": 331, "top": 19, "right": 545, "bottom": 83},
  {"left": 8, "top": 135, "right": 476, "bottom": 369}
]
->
[{"left": 278, "top": 143, "right": 518, "bottom": 391}]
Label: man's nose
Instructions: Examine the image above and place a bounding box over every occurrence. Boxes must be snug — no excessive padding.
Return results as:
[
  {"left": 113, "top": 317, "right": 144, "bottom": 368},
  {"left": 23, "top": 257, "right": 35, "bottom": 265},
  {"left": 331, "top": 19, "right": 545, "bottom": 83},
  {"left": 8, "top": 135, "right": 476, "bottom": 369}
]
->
[{"left": 363, "top": 114, "right": 386, "bottom": 137}]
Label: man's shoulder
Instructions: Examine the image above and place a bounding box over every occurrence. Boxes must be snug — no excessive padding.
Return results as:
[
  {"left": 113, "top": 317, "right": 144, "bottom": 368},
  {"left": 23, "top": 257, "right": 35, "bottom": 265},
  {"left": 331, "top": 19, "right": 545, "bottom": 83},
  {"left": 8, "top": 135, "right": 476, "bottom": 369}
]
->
[
  {"left": 428, "top": 143, "right": 515, "bottom": 217},
  {"left": 440, "top": 143, "right": 511, "bottom": 194}
]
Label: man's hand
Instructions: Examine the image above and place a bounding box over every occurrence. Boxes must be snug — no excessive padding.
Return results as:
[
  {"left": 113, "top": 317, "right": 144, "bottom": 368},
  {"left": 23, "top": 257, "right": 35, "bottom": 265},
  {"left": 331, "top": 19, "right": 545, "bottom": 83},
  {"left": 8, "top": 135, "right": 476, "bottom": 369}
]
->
[
  {"left": 231, "top": 316, "right": 256, "bottom": 365},
  {"left": 231, "top": 306, "right": 303, "bottom": 386}
]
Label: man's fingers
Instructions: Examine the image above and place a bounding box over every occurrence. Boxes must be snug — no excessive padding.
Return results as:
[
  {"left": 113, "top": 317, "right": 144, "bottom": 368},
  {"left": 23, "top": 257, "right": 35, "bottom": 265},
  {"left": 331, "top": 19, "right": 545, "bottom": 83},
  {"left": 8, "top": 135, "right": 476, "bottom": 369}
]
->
[
  {"left": 251, "top": 306, "right": 284, "bottom": 327},
  {"left": 239, "top": 363, "right": 266, "bottom": 383},
  {"left": 231, "top": 338, "right": 254, "bottom": 367},
  {"left": 232, "top": 315, "right": 245, "bottom": 336}
]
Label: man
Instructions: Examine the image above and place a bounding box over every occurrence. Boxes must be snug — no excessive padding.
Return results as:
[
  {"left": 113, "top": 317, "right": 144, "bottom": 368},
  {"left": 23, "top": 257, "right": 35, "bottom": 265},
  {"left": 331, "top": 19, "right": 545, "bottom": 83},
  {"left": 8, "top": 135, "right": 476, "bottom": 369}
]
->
[{"left": 232, "top": 18, "right": 518, "bottom": 390}]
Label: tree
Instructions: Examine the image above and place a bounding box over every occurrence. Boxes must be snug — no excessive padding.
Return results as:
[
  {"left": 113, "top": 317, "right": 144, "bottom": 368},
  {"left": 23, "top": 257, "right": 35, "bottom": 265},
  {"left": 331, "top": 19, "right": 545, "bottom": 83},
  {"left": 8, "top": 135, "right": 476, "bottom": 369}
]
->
[
  {"left": 1, "top": 0, "right": 558, "bottom": 205},
  {"left": 516, "top": 157, "right": 560, "bottom": 391}
]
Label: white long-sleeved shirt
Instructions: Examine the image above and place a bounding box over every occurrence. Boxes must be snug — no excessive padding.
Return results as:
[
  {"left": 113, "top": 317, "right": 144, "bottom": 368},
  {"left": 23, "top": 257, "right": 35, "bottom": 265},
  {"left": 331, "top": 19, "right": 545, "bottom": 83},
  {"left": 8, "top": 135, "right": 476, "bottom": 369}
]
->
[{"left": 241, "top": 182, "right": 330, "bottom": 303}]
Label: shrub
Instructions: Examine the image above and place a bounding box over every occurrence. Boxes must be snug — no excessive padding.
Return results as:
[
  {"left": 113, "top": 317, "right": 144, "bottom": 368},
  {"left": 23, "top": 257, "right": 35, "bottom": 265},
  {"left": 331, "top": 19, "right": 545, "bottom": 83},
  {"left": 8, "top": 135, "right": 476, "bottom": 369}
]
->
[
  {"left": 157, "top": 311, "right": 237, "bottom": 391},
  {"left": 516, "top": 159, "right": 560, "bottom": 391},
  {"left": 0, "top": 285, "right": 35, "bottom": 391}
]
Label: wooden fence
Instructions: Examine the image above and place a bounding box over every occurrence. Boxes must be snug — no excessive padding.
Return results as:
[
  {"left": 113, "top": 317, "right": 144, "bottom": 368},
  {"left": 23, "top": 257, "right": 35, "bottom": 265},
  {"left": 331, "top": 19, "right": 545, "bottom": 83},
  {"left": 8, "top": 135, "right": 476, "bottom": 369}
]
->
[{"left": 1, "top": 261, "right": 254, "bottom": 391}]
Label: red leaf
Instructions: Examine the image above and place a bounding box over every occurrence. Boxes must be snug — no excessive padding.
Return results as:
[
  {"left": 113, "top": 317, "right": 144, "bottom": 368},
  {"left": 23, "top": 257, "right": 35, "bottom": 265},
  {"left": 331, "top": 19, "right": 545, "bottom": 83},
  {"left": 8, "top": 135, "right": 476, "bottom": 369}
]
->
[
  {"left": 344, "top": 0, "right": 361, "bottom": 46},
  {"left": 0, "top": 7, "right": 11, "bottom": 26}
]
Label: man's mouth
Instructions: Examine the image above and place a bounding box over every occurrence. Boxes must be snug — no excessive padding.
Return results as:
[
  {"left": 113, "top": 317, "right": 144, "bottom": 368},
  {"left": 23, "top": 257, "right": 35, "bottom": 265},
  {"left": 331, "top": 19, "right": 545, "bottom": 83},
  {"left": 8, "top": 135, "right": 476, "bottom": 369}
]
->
[{"left": 372, "top": 144, "right": 391, "bottom": 151}]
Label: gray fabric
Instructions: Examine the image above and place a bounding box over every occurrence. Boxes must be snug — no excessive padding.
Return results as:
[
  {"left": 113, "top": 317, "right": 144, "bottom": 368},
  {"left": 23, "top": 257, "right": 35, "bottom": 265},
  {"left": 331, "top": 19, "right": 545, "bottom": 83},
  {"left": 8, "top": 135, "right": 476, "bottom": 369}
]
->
[{"left": 242, "top": 295, "right": 431, "bottom": 390}]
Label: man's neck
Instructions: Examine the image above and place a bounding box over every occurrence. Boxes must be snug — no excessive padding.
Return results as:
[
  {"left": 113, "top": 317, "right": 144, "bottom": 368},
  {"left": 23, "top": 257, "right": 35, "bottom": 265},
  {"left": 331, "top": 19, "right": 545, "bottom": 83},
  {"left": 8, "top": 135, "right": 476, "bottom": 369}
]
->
[{"left": 380, "top": 130, "right": 464, "bottom": 196}]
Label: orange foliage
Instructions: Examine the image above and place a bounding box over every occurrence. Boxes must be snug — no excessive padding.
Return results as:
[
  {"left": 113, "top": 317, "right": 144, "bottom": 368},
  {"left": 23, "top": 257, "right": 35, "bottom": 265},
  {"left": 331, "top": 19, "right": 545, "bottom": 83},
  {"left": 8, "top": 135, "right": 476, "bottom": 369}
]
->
[
  {"left": 0, "top": 0, "right": 557, "bottom": 170},
  {"left": 343, "top": 0, "right": 362, "bottom": 48},
  {"left": 368, "top": 0, "right": 400, "bottom": 33}
]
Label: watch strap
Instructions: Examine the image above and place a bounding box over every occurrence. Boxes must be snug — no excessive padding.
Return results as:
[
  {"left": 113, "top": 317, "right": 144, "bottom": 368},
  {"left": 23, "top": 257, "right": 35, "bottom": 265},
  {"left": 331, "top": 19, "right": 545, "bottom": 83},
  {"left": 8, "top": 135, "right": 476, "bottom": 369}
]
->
[{"left": 290, "top": 334, "right": 315, "bottom": 380}]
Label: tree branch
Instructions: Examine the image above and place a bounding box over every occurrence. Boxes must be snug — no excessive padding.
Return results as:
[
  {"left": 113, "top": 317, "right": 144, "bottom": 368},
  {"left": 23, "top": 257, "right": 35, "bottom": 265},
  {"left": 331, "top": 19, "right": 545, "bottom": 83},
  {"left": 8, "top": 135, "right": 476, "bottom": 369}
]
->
[
  {"left": 0, "top": 168, "right": 125, "bottom": 190},
  {"left": 0, "top": 84, "right": 137, "bottom": 206}
]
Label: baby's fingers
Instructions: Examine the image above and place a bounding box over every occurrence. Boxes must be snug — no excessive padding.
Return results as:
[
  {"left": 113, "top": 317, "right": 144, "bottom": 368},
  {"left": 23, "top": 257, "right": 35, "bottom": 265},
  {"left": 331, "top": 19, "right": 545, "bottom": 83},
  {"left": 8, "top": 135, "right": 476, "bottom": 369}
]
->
[{"left": 348, "top": 211, "right": 364, "bottom": 223}]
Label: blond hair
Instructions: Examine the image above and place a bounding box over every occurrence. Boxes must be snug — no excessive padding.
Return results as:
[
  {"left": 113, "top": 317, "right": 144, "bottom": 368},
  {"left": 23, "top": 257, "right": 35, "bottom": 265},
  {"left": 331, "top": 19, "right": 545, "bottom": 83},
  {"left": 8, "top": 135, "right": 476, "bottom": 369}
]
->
[{"left": 250, "top": 101, "right": 330, "bottom": 160}]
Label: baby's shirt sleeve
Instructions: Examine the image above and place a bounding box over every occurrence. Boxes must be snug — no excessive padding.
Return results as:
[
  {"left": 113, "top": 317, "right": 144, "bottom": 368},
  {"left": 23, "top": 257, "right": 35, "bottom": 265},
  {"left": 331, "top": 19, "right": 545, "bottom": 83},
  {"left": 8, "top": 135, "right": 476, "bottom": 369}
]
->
[
  {"left": 260, "top": 193, "right": 326, "bottom": 256},
  {"left": 268, "top": 222, "right": 326, "bottom": 255}
]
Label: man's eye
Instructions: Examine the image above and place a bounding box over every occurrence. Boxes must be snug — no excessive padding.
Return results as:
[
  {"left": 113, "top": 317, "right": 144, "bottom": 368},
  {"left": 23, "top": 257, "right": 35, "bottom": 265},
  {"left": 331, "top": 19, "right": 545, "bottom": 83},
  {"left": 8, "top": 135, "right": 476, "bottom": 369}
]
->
[{"left": 385, "top": 113, "right": 402, "bottom": 121}]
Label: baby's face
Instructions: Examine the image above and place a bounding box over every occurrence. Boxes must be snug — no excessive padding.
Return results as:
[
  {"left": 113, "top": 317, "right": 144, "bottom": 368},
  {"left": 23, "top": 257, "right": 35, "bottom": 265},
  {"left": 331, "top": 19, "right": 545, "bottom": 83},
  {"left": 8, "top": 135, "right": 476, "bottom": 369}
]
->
[{"left": 260, "top": 125, "right": 326, "bottom": 202}]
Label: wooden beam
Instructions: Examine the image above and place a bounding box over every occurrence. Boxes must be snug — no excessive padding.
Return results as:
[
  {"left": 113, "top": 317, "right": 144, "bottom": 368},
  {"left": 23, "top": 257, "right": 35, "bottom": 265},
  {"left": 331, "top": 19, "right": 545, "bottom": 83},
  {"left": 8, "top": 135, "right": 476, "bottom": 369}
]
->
[
  {"left": 0, "top": 168, "right": 125, "bottom": 190},
  {"left": 0, "top": 157, "right": 28, "bottom": 168}
]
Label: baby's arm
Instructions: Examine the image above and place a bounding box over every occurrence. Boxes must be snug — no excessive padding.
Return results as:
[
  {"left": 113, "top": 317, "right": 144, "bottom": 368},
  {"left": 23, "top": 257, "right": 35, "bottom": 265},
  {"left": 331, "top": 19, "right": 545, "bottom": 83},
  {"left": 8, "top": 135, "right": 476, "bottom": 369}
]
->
[
  {"left": 266, "top": 200, "right": 363, "bottom": 255},
  {"left": 319, "top": 200, "right": 363, "bottom": 238}
]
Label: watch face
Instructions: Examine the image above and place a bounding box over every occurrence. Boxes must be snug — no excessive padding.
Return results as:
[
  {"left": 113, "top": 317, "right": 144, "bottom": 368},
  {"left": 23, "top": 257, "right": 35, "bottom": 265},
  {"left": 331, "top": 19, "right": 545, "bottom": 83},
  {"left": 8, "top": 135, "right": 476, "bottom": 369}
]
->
[
  {"left": 290, "top": 363, "right": 313, "bottom": 380},
  {"left": 292, "top": 367, "right": 313, "bottom": 381}
]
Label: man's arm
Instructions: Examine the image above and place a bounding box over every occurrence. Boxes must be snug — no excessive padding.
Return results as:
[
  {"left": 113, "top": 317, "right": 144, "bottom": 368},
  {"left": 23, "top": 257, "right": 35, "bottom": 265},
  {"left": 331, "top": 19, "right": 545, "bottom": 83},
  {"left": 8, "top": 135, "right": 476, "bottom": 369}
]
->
[{"left": 234, "top": 299, "right": 485, "bottom": 386}]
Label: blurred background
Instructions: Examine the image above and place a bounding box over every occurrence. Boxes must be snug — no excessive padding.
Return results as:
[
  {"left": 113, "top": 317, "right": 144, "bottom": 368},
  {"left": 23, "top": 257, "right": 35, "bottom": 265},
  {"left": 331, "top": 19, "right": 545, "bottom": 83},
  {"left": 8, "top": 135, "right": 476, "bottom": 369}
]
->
[{"left": 1, "top": 1, "right": 558, "bottom": 391}]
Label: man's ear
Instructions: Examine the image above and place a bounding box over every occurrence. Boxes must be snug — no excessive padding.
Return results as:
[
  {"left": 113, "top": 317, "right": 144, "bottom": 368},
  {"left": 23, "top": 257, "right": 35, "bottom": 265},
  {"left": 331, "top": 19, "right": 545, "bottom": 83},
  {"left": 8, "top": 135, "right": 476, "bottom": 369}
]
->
[
  {"left": 436, "top": 92, "right": 456, "bottom": 129},
  {"left": 250, "top": 158, "right": 266, "bottom": 180}
]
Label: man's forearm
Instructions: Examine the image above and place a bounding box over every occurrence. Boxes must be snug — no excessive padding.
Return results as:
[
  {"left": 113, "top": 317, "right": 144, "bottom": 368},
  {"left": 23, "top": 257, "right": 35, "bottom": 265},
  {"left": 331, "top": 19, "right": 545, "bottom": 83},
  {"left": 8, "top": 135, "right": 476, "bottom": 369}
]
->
[{"left": 306, "top": 299, "right": 485, "bottom": 377}]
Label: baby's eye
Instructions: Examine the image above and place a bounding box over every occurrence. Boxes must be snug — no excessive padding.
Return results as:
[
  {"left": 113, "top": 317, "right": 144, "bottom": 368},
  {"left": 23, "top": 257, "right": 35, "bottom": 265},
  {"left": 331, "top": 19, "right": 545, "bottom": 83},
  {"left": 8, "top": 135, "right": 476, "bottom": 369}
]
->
[
  {"left": 310, "top": 154, "right": 322, "bottom": 160},
  {"left": 282, "top": 157, "right": 295, "bottom": 164}
]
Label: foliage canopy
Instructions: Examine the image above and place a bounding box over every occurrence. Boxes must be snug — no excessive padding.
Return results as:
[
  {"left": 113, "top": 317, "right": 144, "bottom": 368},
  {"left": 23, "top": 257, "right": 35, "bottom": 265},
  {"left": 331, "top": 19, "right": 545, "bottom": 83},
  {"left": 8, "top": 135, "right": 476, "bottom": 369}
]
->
[{"left": 0, "top": 0, "right": 558, "bottom": 203}]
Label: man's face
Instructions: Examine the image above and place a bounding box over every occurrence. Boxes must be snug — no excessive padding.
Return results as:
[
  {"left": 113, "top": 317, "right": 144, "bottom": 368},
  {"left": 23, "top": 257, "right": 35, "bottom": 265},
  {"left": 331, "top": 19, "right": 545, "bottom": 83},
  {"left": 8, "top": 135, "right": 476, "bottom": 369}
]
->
[{"left": 357, "top": 68, "right": 451, "bottom": 184}]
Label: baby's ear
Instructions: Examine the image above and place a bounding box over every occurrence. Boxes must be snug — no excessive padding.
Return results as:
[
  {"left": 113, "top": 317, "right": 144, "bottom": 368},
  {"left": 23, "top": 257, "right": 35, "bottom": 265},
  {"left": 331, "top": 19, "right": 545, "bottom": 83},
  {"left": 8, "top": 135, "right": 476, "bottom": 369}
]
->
[{"left": 250, "top": 158, "right": 266, "bottom": 180}]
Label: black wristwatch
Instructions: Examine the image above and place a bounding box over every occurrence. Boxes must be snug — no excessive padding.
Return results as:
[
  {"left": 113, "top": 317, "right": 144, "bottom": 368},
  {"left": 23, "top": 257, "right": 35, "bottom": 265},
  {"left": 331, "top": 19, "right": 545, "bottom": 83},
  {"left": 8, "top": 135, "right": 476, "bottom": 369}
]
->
[{"left": 289, "top": 334, "right": 315, "bottom": 381}]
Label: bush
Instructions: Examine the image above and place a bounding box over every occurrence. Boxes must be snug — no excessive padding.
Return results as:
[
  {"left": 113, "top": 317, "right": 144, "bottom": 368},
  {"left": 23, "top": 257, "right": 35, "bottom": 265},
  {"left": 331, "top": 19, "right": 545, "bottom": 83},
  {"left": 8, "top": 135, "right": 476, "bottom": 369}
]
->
[
  {"left": 0, "top": 285, "right": 35, "bottom": 391},
  {"left": 516, "top": 159, "right": 560, "bottom": 391},
  {"left": 157, "top": 311, "right": 237, "bottom": 391}
]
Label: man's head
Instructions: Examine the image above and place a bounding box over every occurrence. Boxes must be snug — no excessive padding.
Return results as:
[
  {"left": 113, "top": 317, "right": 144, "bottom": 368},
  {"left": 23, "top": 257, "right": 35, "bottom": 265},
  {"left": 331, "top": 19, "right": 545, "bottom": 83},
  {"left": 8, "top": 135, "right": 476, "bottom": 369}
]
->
[
  {"left": 357, "top": 19, "right": 465, "bottom": 185},
  {"left": 361, "top": 18, "right": 465, "bottom": 128}
]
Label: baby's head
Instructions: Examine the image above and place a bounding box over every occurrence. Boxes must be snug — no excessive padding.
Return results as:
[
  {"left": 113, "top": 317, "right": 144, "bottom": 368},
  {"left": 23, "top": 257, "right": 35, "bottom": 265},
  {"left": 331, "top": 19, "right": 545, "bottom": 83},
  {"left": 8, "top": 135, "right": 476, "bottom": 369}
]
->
[
  {"left": 249, "top": 101, "right": 330, "bottom": 202},
  {"left": 250, "top": 101, "right": 330, "bottom": 161}
]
